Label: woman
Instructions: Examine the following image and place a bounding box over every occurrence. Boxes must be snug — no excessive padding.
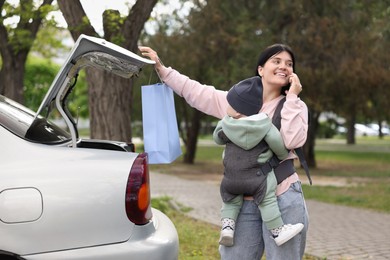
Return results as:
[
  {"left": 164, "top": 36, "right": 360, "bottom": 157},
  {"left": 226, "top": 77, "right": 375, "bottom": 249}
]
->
[{"left": 139, "top": 44, "right": 309, "bottom": 260}]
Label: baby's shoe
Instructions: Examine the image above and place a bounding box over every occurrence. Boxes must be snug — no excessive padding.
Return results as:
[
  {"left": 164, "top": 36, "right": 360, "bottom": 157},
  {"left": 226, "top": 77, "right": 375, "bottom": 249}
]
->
[
  {"left": 219, "top": 218, "right": 235, "bottom": 247},
  {"left": 272, "top": 223, "right": 304, "bottom": 246}
]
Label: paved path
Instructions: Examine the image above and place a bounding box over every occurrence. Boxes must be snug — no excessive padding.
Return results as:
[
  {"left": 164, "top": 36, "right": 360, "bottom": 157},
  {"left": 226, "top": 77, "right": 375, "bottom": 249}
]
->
[{"left": 150, "top": 172, "right": 390, "bottom": 260}]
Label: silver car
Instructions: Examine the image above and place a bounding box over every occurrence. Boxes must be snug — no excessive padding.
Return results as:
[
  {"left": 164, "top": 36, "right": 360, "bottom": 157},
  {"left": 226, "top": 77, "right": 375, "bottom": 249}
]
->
[{"left": 0, "top": 35, "right": 179, "bottom": 260}]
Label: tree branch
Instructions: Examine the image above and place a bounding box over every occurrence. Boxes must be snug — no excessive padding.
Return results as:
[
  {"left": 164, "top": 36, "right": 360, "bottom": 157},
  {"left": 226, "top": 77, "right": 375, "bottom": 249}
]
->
[
  {"left": 121, "top": 0, "right": 157, "bottom": 51},
  {"left": 0, "top": 24, "right": 10, "bottom": 63},
  {"left": 29, "top": 0, "right": 55, "bottom": 38},
  {"left": 57, "top": 0, "right": 97, "bottom": 41}
]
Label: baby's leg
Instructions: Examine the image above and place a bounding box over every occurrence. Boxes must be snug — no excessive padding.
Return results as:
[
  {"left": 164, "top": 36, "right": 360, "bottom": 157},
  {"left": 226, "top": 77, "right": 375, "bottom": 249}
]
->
[
  {"left": 220, "top": 195, "right": 243, "bottom": 246},
  {"left": 259, "top": 171, "right": 304, "bottom": 246}
]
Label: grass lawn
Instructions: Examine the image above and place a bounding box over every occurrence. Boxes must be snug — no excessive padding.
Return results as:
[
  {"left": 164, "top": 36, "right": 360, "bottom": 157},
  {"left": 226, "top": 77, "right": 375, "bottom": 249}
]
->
[{"left": 303, "top": 137, "right": 390, "bottom": 212}]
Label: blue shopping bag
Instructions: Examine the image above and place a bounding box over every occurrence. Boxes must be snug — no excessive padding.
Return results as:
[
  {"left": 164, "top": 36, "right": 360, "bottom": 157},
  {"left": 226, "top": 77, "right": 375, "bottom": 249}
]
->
[{"left": 141, "top": 83, "right": 182, "bottom": 164}]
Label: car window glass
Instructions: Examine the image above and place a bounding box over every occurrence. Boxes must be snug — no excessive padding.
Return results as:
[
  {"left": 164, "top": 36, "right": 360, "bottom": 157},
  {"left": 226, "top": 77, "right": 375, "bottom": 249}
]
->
[{"left": 0, "top": 95, "right": 71, "bottom": 144}]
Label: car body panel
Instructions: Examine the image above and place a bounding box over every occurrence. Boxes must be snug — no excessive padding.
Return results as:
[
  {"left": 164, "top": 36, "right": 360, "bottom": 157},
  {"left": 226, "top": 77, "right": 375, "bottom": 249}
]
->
[
  {"left": 0, "top": 187, "right": 43, "bottom": 223},
  {"left": 22, "top": 209, "right": 179, "bottom": 260},
  {"left": 0, "top": 125, "right": 136, "bottom": 254}
]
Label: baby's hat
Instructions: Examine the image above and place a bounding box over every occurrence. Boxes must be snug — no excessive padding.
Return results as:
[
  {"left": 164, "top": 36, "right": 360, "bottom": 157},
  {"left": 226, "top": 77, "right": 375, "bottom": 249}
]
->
[{"left": 226, "top": 76, "right": 263, "bottom": 116}]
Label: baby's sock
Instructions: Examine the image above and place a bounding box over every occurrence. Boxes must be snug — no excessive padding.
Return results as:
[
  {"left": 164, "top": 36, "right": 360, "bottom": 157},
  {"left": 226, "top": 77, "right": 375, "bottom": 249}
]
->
[
  {"left": 221, "top": 218, "right": 235, "bottom": 231},
  {"left": 271, "top": 226, "right": 282, "bottom": 237}
]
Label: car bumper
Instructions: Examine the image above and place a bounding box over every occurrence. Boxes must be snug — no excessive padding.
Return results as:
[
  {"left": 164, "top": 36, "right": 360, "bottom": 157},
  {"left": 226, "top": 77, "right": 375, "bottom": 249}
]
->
[{"left": 22, "top": 209, "right": 179, "bottom": 260}]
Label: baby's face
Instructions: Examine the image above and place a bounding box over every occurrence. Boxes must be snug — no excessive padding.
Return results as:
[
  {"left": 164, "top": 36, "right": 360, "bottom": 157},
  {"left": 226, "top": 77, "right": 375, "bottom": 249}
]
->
[{"left": 226, "top": 105, "right": 242, "bottom": 119}]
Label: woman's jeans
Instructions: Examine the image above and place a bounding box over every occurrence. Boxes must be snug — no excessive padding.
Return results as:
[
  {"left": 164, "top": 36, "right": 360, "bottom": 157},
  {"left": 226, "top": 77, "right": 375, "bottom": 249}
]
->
[{"left": 219, "top": 181, "right": 309, "bottom": 260}]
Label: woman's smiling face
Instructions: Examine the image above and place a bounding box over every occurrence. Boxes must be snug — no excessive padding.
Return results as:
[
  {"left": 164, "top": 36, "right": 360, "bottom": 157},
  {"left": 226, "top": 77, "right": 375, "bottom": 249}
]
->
[{"left": 258, "top": 51, "right": 293, "bottom": 87}]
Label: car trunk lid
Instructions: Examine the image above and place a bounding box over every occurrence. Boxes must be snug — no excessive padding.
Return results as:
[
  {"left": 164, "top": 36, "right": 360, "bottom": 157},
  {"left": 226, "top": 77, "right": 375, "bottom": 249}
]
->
[{"left": 34, "top": 34, "right": 154, "bottom": 147}]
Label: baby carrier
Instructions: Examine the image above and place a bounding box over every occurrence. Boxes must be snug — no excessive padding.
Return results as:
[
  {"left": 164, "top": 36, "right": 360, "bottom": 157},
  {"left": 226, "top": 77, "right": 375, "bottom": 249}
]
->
[{"left": 263, "top": 97, "right": 312, "bottom": 185}]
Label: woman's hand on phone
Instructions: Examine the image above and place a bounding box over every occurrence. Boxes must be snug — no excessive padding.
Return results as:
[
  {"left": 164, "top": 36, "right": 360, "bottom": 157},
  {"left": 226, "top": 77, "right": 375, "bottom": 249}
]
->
[{"left": 288, "top": 73, "right": 303, "bottom": 95}]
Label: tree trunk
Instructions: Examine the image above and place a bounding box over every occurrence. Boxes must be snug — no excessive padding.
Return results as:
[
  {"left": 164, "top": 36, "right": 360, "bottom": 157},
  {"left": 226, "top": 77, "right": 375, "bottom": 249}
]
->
[
  {"left": 377, "top": 119, "right": 384, "bottom": 139},
  {"left": 179, "top": 108, "right": 203, "bottom": 164},
  {"left": 183, "top": 110, "right": 202, "bottom": 164},
  {"left": 86, "top": 69, "right": 133, "bottom": 143},
  {"left": 0, "top": 55, "right": 26, "bottom": 103},
  {"left": 346, "top": 116, "right": 356, "bottom": 144},
  {"left": 58, "top": 0, "right": 157, "bottom": 142},
  {"left": 304, "top": 109, "right": 319, "bottom": 168}
]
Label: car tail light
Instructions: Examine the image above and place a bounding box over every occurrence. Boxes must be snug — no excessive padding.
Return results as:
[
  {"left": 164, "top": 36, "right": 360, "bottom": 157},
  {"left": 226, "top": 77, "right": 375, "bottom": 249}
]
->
[{"left": 125, "top": 153, "right": 152, "bottom": 225}]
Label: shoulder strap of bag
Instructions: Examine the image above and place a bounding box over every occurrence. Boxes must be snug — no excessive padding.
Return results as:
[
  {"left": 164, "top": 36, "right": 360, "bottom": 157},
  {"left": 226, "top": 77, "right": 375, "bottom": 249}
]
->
[{"left": 272, "top": 97, "right": 312, "bottom": 185}]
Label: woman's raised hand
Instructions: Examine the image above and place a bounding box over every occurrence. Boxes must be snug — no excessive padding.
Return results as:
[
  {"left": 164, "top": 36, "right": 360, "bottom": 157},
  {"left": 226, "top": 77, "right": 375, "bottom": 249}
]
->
[{"left": 138, "top": 46, "right": 164, "bottom": 72}]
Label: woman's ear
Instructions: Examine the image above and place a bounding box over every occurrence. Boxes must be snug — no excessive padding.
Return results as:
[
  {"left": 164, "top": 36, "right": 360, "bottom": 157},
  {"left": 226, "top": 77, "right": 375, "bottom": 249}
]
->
[{"left": 257, "top": 66, "right": 263, "bottom": 77}]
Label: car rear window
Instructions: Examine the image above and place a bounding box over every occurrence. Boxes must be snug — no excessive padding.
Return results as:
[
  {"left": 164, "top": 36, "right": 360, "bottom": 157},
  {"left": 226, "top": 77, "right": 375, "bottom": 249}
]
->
[{"left": 0, "top": 95, "right": 71, "bottom": 144}]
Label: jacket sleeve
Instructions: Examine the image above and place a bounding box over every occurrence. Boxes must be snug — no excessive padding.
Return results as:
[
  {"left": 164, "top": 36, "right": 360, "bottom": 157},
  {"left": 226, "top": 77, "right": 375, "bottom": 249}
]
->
[
  {"left": 212, "top": 120, "right": 226, "bottom": 145},
  {"left": 158, "top": 67, "right": 228, "bottom": 119},
  {"left": 280, "top": 93, "right": 309, "bottom": 149},
  {"left": 264, "top": 125, "right": 289, "bottom": 160}
]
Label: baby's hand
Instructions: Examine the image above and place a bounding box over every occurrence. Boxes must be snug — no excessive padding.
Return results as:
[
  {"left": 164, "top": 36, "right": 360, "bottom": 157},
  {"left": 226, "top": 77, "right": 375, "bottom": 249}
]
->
[{"left": 257, "top": 149, "right": 273, "bottom": 164}]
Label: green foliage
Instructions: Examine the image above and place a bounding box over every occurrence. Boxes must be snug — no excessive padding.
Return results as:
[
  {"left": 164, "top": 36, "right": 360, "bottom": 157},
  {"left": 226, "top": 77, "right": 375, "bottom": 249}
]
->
[
  {"left": 316, "top": 121, "right": 338, "bottom": 139},
  {"left": 9, "top": 29, "right": 35, "bottom": 53},
  {"left": 24, "top": 56, "right": 60, "bottom": 110},
  {"left": 32, "top": 25, "right": 70, "bottom": 60},
  {"left": 1, "top": 0, "right": 62, "bottom": 105},
  {"left": 66, "top": 70, "right": 89, "bottom": 118},
  {"left": 24, "top": 56, "right": 89, "bottom": 117},
  {"left": 2, "top": 0, "right": 56, "bottom": 54},
  {"left": 147, "top": 1, "right": 265, "bottom": 87},
  {"left": 281, "top": 0, "right": 390, "bottom": 142},
  {"left": 102, "top": 9, "right": 125, "bottom": 45}
]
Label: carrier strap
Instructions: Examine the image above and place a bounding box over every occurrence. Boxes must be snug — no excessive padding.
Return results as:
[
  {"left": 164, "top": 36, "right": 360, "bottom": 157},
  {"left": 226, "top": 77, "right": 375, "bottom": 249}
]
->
[{"left": 269, "top": 97, "right": 312, "bottom": 185}]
